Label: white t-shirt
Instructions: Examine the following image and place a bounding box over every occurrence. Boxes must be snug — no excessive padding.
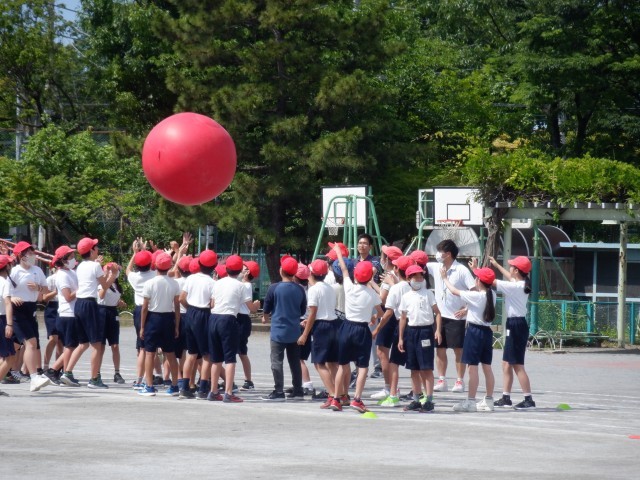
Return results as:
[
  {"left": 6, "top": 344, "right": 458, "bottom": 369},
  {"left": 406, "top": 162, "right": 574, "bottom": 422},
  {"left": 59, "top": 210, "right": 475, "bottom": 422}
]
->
[
  {"left": 325, "top": 270, "right": 336, "bottom": 285},
  {"left": 0, "top": 276, "right": 9, "bottom": 315},
  {"left": 175, "top": 277, "right": 188, "bottom": 314},
  {"left": 307, "top": 281, "right": 337, "bottom": 321},
  {"left": 496, "top": 280, "right": 528, "bottom": 318},
  {"left": 142, "top": 275, "right": 180, "bottom": 313},
  {"left": 98, "top": 283, "right": 121, "bottom": 308},
  {"left": 211, "top": 276, "right": 251, "bottom": 316},
  {"left": 128, "top": 270, "right": 156, "bottom": 306},
  {"left": 76, "top": 260, "right": 104, "bottom": 299},
  {"left": 55, "top": 269, "right": 78, "bottom": 317},
  {"left": 459, "top": 290, "right": 496, "bottom": 327},
  {"left": 343, "top": 277, "right": 381, "bottom": 323},
  {"left": 182, "top": 272, "right": 216, "bottom": 309},
  {"left": 399, "top": 288, "right": 437, "bottom": 327},
  {"left": 333, "top": 283, "right": 345, "bottom": 314},
  {"left": 238, "top": 282, "right": 253, "bottom": 315},
  {"left": 385, "top": 281, "right": 411, "bottom": 318},
  {"left": 46, "top": 274, "right": 57, "bottom": 295},
  {"left": 8, "top": 264, "right": 47, "bottom": 302},
  {"left": 427, "top": 260, "right": 475, "bottom": 320}
]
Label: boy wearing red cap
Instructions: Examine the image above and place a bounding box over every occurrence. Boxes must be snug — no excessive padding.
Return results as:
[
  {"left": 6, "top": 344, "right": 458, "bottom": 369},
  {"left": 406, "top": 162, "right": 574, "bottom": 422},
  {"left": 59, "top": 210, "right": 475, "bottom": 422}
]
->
[
  {"left": 398, "top": 265, "right": 440, "bottom": 412},
  {"left": 330, "top": 245, "right": 383, "bottom": 413},
  {"left": 68, "top": 237, "right": 116, "bottom": 388},
  {"left": 139, "top": 253, "right": 181, "bottom": 396},
  {"left": 207, "top": 255, "right": 259, "bottom": 402},
  {"left": 0, "top": 254, "right": 16, "bottom": 395},
  {"left": 178, "top": 249, "right": 218, "bottom": 399},
  {"left": 237, "top": 260, "right": 260, "bottom": 391},
  {"left": 441, "top": 266, "right": 496, "bottom": 412},
  {"left": 487, "top": 256, "right": 536, "bottom": 410},
  {"left": 98, "top": 263, "right": 126, "bottom": 384},
  {"left": 298, "top": 259, "right": 338, "bottom": 407},
  {"left": 371, "top": 255, "right": 415, "bottom": 407},
  {"left": 126, "top": 239, "right": 156, "bottom": 388},
  {"left": 261, "top": 256, "right": 307, "bottom": 401}
]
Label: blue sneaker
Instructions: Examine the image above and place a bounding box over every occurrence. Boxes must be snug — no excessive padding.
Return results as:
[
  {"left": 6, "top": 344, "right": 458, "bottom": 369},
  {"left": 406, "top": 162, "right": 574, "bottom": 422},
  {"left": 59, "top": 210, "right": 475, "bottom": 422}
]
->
[
  {"left": 138, "top": 386, "right": 156, "bottom": 397},
  {"left": 165, "top": 385, "right": 179, "bottom": 396},
  {"left": 132, "top": 382, "right": 144, "bottom": 390}
]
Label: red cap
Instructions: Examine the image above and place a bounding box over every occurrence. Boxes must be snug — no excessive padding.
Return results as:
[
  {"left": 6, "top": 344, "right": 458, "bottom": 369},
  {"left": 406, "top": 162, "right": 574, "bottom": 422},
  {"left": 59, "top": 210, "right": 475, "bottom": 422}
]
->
[
  {"left": 405, "top": 265, "right": 424, "bottom": 278},
  {"left": 296, "top": 264, "right": 310, "bottom": 280},
  {"left": 508, "top": 256, "right": 532, "bottom": 274},
  {"left": 189, "top": 258, "right": 201, "bottom": 274},
  {"left": 281, "top": 256, "right": 298, "bottom": 276},
  {"left": 473, "top": 267, "right": 496, "bottom": 285},
  {"left": 199, "top": 249, "right": 218, "bottom": 268},
  {"left": 328, "top": 242, "right": 348, "bottom": 257},
  {"left": 0, "top": 255, "right": 11, "bottom": 269},
  {"left": 225, "top": 255, "right": 244, "bottom": 271},
  {"left": 325, "top": 249, "right": 338, "bottom": 261},
  {"left": 54, "top": 245, "right": 76, "bottom": 258},
  {"left": 215, "top": 263, "right": 228, "bottom": 278},
  {"left": 354, "top": 261, "right": 373, "bottom": 283},
  {"left": 134, "top": 250, "right": 153, "bottom": 267},
  {"left": 392, "top": 255, "right": 415, "bottom": 272},
  {"left": 177, "top": 255, "right": 192, "bottom": 271},
  {"left": 104, "top": 262, "right": 119, "bottom": 273},
  {"left": 244, "top": 260, "right": 260, "bottom": 278},
  {"left": 155, "top": 252, "right": 172, "bottom": 270},
  {"left": 381, "top": 245, "right": 402, "bottom": 261},
  {"left": 77, "top": 237, "right": 99, "bottom": 255},
  {"left": 409, "top": 250, "right": 429, "bottom": 266},
  {"left": 309, "top": 259, "right": 328, "bottom": 276},
  {"left": 12, "top": 241, "right": 34, "bottom": 256}
]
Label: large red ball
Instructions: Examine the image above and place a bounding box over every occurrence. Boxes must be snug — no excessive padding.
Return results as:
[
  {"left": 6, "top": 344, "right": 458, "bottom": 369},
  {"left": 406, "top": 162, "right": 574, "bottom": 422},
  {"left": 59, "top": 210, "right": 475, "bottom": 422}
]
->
[{"left": 142, "top": 112, "right": 237, "bottom": 206}]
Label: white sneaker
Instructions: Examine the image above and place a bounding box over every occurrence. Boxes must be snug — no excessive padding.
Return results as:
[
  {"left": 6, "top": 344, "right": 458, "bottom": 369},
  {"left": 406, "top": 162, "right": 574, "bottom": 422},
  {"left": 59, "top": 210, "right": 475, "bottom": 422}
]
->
[
  {"left": 477, "top": 396, "right": 495, "bottom": 412},
  {"left": 434, "top": 379, "right": 448, "bottom": 392},
  {"left": 370, "top": 389, "right": 390, "bottom": 399},
  {"left": 452, "top": 399, "right": 477, "bottom": 412},
  {"left": 30, "top": 375, "right": 51, "bottom": 392},
  {"left": 451, "top": 380, "right": 465, "bottom": 393}
]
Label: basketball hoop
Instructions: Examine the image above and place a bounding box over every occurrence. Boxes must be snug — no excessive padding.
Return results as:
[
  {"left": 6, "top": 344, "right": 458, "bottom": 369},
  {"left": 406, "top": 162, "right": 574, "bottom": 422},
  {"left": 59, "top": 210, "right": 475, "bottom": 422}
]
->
[
  {"left": 325, "top": 217, "right": 345, "bottom": 236},
  {"left": 435, "top": 219, "right": 464, "bottom": 241}
]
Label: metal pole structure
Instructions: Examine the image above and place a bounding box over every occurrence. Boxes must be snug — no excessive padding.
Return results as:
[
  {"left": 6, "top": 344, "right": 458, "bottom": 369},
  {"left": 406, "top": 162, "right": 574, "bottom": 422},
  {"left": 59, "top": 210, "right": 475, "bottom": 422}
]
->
[
  {"left": 501, "top": 219, "right": 512, "bottom": 336},
  {"left": 529, "top": 222, "right": 540, "bottom": 335},
  {"left": 617, "top": 222, "right": 628, "bottom": 347}
]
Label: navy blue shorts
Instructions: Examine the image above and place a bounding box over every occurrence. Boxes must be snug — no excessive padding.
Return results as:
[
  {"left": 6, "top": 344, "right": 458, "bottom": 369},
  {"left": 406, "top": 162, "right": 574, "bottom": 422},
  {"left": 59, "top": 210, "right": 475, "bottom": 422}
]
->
[
  {"left": 337, "top": 320, "right": 372, "bottom": 368},
  {"left": 185, "top": 307, "right": 210, "bottom": 357},
  {"left": 438, "top": 317, "right": 466, "bottom": 349},
  {"left": 208, "top": 314, "right": 238, "bottom": 364},
  {"left": 461, "top": 323, "right": 493, "bottom": 366},
  {"left": 404, "top": 325, "right": 435, "bottom": 371},
  {"left": 375, "top": 312, "right": 397, "bottom": 348},
  {"left": 174, "top": 313, "right": 186, "bottom": 358},
  {"left": 311, "top": 320, "right": 339, "bottom": 364},
  {"left": 143, "top": 311, "right": 176, "bottom": 353},
  {"left": 389, "top": 323, "right": 406, "bottom": 366},
  {"left": 12, "top": 302, "right": 39, "bottom": 344},
  {"left": 56, "top": 316, "right": 78, "bottom": 348},
  {"left": 0, "top": 315, "right": 16, "bottom": 357},
  {"left": 299, "top": 324, "right": 312, "bottom": 361},
  {"left": 100, "top": 306, "right": 120, "bottom": 346},
  {"left": 74, "top": 298, "right": 103, "bottom": 344},
  {"left": 44, "top": 301, "right": 59, "bottom": 337},
  {"left": 237, "top": 313, "right": 252, "bottom": 356},
  {"left": 133, "top": 305, "right": 143, "bottom": 350},
  {"left": 503, "top": 317, "right": 529, "bottom": 365}
]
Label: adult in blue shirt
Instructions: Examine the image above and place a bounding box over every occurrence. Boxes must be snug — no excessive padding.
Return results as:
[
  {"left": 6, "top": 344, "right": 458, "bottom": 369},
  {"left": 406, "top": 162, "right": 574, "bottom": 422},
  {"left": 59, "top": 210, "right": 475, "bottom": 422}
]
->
[{"left": 261, "top": 256, "right": 307, "bottom": 401}]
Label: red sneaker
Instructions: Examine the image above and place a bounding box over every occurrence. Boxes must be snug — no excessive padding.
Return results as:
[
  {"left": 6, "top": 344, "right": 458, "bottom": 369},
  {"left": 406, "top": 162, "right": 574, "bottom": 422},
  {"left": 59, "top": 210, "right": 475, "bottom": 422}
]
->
[
  {"left": 223, "top": 394, "right": 243, "bottom": 403},
  {"left": 340, "top": 394, "right": 351, "bottom": 406},
  {"left": 207, "top": 392, "right": 223, "bottom": 401},
  {"left": 320, "top": 396, "right": 334, "bottom": 409},
  {"left": 350, "top": 398, "right": 368, "bottom": 413},
  {"left": 329, "top": 397, "right": 342, "bottom": 411}
]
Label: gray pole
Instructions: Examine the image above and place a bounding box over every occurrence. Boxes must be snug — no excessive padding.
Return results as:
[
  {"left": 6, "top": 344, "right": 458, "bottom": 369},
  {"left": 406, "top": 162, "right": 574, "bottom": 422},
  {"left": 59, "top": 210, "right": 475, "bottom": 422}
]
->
[{"left": 617, "top": 222, "right": 627, "bottom": 347}]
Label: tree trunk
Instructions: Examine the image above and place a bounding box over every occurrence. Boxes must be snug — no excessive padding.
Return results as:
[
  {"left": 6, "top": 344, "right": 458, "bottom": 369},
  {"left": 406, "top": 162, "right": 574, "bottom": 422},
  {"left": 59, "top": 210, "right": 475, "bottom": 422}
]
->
[
  {"left": 481, "top": 207, "right": 508, "bottom": 267},
  {"left": 547, "top": 101, "right": 562, "bottom": 152},
  {"left": 265, "top": 200, "right": 285, "bottom": 283},
  {"left": 574, "top": 93, "right": 593, "bottom": 157}
]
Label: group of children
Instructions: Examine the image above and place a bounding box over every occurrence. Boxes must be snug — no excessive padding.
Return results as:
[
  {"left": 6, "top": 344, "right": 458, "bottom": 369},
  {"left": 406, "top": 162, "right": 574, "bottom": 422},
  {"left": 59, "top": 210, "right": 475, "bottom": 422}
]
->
[{"left": 1, "top": 233, "right": 536, "bottom": 415}]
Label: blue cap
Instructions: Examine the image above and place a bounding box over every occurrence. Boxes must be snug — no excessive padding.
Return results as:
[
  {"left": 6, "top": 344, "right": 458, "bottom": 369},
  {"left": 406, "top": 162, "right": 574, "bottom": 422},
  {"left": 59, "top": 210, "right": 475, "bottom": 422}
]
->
[{"left": 332, "top": 258, "right": 354, "bottom": 278}]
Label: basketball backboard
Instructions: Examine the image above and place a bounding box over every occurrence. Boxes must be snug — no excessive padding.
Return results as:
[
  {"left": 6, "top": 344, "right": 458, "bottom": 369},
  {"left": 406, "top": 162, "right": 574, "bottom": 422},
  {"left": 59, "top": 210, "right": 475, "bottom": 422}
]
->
[{"left": 322, "top": 185, "right": 368, "bottom": 227}]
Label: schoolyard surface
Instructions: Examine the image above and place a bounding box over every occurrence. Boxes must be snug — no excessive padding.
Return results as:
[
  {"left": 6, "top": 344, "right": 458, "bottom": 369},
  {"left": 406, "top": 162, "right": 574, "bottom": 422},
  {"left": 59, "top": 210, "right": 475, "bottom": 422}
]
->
[{"left": 1, "top": 325, "right": 638, "bottom": 479}]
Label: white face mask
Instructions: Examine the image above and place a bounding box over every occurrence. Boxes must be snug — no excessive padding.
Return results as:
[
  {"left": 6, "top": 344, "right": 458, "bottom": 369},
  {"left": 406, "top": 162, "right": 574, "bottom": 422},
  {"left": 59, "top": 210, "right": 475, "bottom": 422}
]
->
[
  {"left": 410, "top": 280, "right": 426, "bottom": 291},
  {"left": 66, "top": 258, "right": 77, "bottom": 270},
  {"left": 24, "top": 254, "right": 36, "bottom": 267},
  {"left": 435, "top": 252, "right": 444, "bottom": 263}
]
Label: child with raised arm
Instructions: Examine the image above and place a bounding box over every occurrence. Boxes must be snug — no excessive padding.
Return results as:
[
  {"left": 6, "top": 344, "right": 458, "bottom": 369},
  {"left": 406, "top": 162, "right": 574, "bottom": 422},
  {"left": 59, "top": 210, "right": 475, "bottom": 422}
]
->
[{"left": 441, "top": 266, "right": 496, "bottom": 412}]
